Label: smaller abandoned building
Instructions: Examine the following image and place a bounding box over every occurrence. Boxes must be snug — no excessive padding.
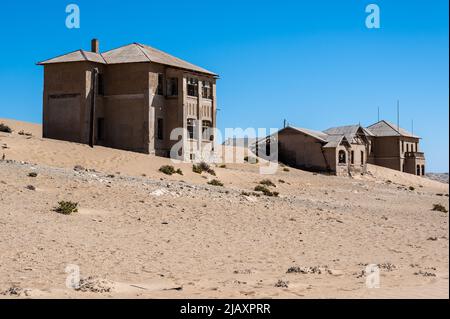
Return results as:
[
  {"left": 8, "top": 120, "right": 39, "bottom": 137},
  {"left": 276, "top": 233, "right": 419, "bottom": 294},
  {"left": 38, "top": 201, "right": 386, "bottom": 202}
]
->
[
  {"left": 256, "top": 120, "right": 425, "bottom": 176},
  {"left": 274, "top": 125, "right": 373, "bottom": 176},
  {"left": 38, "top": 39, "right": 218, "bottom": 161}
]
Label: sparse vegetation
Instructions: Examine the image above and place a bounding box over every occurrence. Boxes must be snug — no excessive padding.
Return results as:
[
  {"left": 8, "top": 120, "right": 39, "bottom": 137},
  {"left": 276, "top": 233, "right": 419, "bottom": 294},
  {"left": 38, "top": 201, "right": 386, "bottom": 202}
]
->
[
  {"left": 25, "top": 185, "right": 36, "bottom": 191},
  {"left": 27, "top": 172, "right": 38, "bottom": 178},
  {"left": 159, "top": 165, "right": 183, "bottom": 176},
  {"left": 207, "top": 179, "right": 224, "bottom": 187},
  {"left": 278, "top": 179, "right": 286, "bottom": 184},
  {"left": 54, "top": 201, "right": 78, "bottom": 215},
  {"left": 18, "top": 130, "right": 32, "bottom": 137},
  {"left": 219, "top": 164, "right": 226, "bottom": 168},
  {"left": 241, "top": 191, "right": 261, "bottom": 197},
  {"left": 0, "top": 123, "right": 12, "bottom": 133},
  {"left": 192, "top": 162, "right": 216, "bottom": 175},
  {"left": 432, "top": 203, "right": 448, "bottom": 213},
  {"left": 254, "top": 185, "right": 279, "bottom": 197},
  {"left": 283, "top": 167, "right": 290, "bottom": 172},
  {"left": 409, "top": 186, "right": 415, "bottom": 191},
  {"left": 259, "top": 179, "right": 276, "bottom": 187}
]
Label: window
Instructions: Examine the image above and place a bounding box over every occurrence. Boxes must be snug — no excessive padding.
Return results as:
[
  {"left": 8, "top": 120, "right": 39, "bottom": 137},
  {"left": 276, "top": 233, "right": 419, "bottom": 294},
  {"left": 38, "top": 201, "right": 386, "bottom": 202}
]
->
[
  {"left": 97, "top": 118, "right": 105, "bottom": 141},
  {"left": 350, "top": 151, "right": 355, "bottom": 164},
  {"left": 187, "top": 77, "right": 198, "bottom": 97},
  {"left": 406, "top": 144, "right": 410, "bottom": 153},
  {"left": 202, "top": 120, "right": 213, "bottom": 140},
  {"left": 187, "top": 119, "right": 195, "bottom": 139},
  {"left": 338, "top": 150, "right": 346, "bottom": 164},
  {"left": 401, "top": 141, "right": 404, "bottom": 153},
  {"left": 202, "top": 81, "right": 212, "bottom": 99},
  {"left": 360, "top": 151, "right": 364, "bottom": 164},
  {"left": 416, "top": 165, "right": 421, "bottom": 176},
  {"left": 421, "top": 165, "right": 425, "bottom": 176},
  {"left": 157, "top": 74, "right": 164, "bottom": 95},
  {"left": 97, "top": 73, "right": 104, "bottom": 95},
  {"left": 157, "top": 118, "right": 164, "bottom": 140},
  {"left": 167, "top": 77, "right": 178, "bottom": 96}
]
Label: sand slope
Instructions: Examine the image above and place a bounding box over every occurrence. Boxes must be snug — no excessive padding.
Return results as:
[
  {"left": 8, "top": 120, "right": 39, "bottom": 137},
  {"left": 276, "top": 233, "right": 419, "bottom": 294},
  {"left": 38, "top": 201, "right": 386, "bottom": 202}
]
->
[{"left": 0, "top": 119, "right": 448, "bottom": 299}]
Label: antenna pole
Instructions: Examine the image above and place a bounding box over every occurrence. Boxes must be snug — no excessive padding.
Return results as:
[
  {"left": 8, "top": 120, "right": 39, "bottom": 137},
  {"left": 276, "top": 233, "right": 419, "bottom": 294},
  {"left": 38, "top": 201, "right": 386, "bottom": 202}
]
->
[
  {"left": 377, "top": 106, "right": 380, "bottom": 122},
  {"left": 397, "top": 100, "right": 400, "bottom": 131}
]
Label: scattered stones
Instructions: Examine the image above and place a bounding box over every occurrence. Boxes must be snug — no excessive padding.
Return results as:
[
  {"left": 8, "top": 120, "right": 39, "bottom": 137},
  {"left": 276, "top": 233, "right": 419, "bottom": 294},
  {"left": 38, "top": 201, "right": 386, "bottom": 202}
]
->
[
  {"left": 25, "top": 185, "right": 36, "bottom": 191},
  {"left": 75, "top": 277, "right": 114, "bottom": 293},
  {"left": 414, "top": 270, "right": 436, "bottom": 277},
  {"left": 286, "top": 266, "right": 328, "bottom": 274},
  {"left": 274, "top": 279, "right": 289, "bottom": 288}
]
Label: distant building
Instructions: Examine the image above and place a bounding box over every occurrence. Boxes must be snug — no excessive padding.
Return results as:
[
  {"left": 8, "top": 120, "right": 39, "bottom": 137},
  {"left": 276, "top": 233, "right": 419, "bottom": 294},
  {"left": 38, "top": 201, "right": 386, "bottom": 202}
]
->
[
  {"left": 255, "top": 120, "right": 425, "bottom": 176},
  {"left": 38, "top": 39, "right": 218, "bottom": 160},
  {"left": 367, "top": 120, "right": 425, "bottom": 176}
]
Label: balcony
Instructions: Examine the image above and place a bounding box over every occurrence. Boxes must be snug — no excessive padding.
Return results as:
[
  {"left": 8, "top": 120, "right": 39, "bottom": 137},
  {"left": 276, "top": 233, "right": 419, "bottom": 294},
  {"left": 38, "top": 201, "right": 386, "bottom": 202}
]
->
[{"left": 404, "top": 152, "right": 425, "bottom": 159}]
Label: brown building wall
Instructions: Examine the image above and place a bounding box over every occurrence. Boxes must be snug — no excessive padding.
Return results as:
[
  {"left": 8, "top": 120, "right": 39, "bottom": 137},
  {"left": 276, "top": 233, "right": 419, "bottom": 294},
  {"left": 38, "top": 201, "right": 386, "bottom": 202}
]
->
[
  {"left": 42, "top": 61, "right": 217, "bottom": 158},
  {"left": 278, "top": 129, "right": 329, "bottom": 172}
]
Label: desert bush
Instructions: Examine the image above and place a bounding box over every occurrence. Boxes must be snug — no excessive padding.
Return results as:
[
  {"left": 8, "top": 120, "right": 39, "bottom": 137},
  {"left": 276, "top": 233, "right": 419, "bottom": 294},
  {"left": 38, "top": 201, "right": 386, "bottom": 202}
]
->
[
  {"left": 0, "top": 123, "right": 12, "bottom": 133},
  {"left": 27, "top": 172, "right": 38, "bottom": 178},
  {"left": 409, "top": 186, "right": 415, "bottom": 191},
  {"left": 54, "top": 201, "right": 78, "bottom": 215},
  {"left": 18, "top": 130, "right": 32, "bottom": 136},
  {"left": 259, "top": 179, "right": 276, "bottom": 187},
  {"left": 26, "top": 185, "right": 36, "bottom": 191},
  {"left": 254, "top": 185, "right": 279, "bottom": 197},
  {"left": 283, "top": 168, "right": 290, "bottom": 172},
  {"left": 219, "top": 164, "right": 226, "bottom": 168},
  {"left": 278, "top": 179, "right": 286, "bottom": 184},
  {"left": 192, "top": 162, "right": 216, "bottom": 175},
  {"left": 432, "top": 204, "right": 448, "bottom": 213},
  {"left": 159, "top": 165, "right": 182, "bottom": 176},
  {"left": 207, "top": 179, "right": 224, "bottom": 187}
]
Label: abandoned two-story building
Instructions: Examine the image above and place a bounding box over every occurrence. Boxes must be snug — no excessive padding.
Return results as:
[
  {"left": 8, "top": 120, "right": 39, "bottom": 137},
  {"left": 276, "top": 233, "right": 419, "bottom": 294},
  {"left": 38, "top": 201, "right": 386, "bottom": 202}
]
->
[
  {"left": 256, "top": 120, "right": 425, "bottom": 176},
  {"left": 38, "top": 39, "right": 218, "bottom": 160}
]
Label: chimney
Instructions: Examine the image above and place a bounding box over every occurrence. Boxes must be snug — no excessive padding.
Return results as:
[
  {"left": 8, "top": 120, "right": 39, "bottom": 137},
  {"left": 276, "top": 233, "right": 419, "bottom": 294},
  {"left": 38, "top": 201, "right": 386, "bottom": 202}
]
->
[{"left": 91, "top": 39, "right": 99, "bottom": 54}]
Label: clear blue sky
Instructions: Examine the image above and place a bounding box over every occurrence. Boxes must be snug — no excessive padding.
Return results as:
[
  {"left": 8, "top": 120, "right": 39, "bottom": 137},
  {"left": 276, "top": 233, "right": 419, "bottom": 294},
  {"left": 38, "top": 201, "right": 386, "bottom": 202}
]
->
[{"left": 0, "top": 1, "right": 448, "bottom": 172}]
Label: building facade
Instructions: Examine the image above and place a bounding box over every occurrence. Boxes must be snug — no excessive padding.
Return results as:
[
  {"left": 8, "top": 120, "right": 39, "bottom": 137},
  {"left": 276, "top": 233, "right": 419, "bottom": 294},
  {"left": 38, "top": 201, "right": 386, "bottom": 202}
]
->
[
  {"left": 367, "top": 120, "right": 426, "bottom": 176},
  {"left": 256, "top": 121, "right": 425, "bottom": 177},
  {"left": 38, "top": 39, "right": 218, "bottom": 161}
]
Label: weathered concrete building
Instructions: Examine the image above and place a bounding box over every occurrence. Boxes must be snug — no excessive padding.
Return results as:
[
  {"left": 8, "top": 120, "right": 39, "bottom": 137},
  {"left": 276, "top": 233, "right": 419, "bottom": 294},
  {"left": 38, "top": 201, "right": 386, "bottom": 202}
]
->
[
  {"left": 273, "top": 125, "right": 372, "bottom": 176},
  {"left": 38, "top": 39, "right": 218, "bottom": 160},
  {"left": 257, "top": 121, "right": 425, "bottom": 176},
  {"left": 367, "top": 120, "right": 426, "bottom": 176}
]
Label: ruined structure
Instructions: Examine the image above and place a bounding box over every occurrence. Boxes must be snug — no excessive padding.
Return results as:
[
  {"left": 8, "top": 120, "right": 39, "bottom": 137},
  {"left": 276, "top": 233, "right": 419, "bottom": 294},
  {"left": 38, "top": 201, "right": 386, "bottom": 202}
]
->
[{"left": 38, "top": 39, "right": 218, "bottom": 160}]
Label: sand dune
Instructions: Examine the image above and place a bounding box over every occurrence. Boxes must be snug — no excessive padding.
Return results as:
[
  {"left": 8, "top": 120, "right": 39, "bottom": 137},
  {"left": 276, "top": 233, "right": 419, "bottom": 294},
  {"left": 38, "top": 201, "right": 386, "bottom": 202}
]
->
[{"left": 0, "top": 119, "right": 448, "bottom": 299}]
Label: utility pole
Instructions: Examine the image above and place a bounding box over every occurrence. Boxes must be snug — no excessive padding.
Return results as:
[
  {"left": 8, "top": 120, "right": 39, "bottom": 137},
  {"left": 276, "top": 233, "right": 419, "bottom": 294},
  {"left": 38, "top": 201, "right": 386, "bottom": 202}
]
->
[
  {"left": 377, "top": 106, "right": 380, "bottom": 122},
  {"left": 283, "top": 119, "right": 287, "bottom": 128},
  {"left": 397, "top": 100, "right": 400, "bottom": 132},
  {"left": 89, "top": 68, "right": 98, "bottom": 148}
]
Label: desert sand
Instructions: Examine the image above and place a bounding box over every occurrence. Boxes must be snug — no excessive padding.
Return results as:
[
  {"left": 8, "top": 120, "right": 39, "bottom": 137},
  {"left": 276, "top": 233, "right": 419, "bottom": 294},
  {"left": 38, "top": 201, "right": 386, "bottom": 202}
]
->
[{"left": 0, "top": 118, "right": 448, "bottom": 299}]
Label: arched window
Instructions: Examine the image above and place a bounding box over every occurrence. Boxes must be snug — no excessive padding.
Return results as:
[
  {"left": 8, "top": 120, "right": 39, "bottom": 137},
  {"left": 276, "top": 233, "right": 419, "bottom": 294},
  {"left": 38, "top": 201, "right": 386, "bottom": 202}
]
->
[{"left": 338, "top": 150, "right": 346, "bottom": 164}]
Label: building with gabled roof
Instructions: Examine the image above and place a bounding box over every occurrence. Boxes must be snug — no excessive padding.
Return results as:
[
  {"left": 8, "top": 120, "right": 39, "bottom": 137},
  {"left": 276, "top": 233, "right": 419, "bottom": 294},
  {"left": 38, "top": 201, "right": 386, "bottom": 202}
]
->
[
  {"left": 255, "top": 120, "right": 425, "bottom": 176},
  {"left": 38, "top": 39, "right": 218, "bottom": 159},
  {"left": 367, "top": 120, "right": 425, "bottom": 175}
]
